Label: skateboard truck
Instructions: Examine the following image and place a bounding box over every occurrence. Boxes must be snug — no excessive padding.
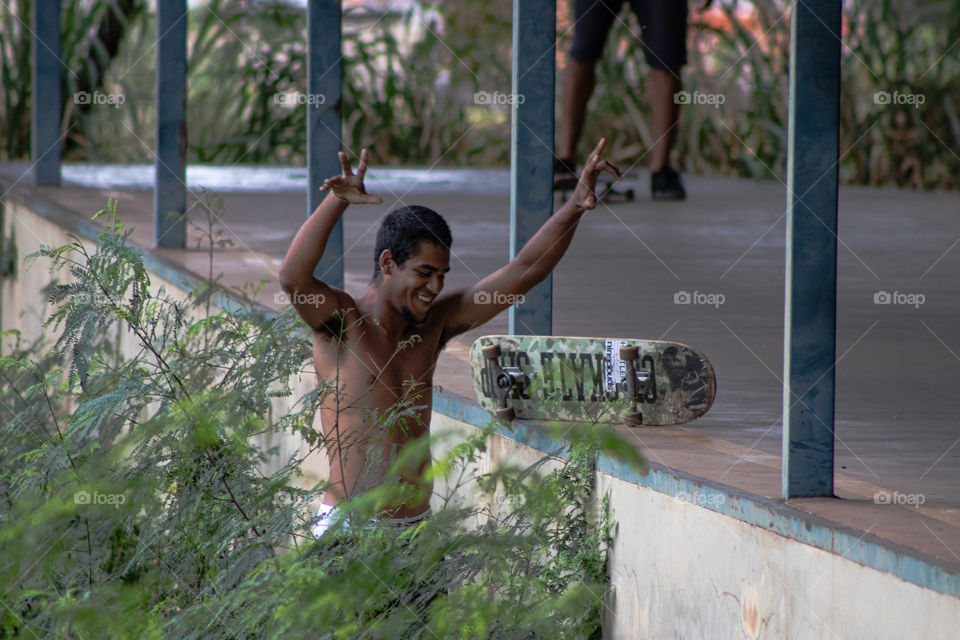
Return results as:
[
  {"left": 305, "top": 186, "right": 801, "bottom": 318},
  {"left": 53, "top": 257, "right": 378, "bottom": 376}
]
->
[
  {"left": 619, "top": 346, "right": 652, "bottom": 426},
  {"left": 482, "top": 344, "right": 528, "bottom": 421}
]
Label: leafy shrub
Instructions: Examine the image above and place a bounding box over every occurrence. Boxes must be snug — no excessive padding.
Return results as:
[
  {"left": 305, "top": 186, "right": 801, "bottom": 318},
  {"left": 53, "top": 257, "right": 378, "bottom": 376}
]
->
[{"left": 0, "top": 200, "right": 645, "bottom": 638}]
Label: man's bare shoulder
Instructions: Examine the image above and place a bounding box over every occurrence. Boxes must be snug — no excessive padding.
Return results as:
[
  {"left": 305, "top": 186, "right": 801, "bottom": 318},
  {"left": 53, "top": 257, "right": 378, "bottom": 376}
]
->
[{"left": 432, "top": 288, "right": 473, "bottom": 340}]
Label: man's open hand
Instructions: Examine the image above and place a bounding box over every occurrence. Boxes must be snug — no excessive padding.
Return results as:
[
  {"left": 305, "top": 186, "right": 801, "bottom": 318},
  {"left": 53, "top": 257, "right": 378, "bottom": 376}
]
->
[
  {"left": 572, "top": 138, "right": 622, "bottom": 210},
  {"left": 320, "top": 148, "right": 383, "bottom": 205}
]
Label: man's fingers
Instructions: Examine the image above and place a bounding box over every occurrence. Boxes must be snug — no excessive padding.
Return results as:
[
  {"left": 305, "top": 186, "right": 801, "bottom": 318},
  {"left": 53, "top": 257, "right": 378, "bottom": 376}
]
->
[
  {"left": 357, "top": 148, "right": 370, "bottom": 180},
  {"left": 582, "top": 137, "right": 607, "bottom": 172},
  {"left": 589, "top": 138, "right": 607, "bottom": 162},
  {"left": 362, "top": 193, "right": 383, "bottom": 205},
  {"left": 339, "top": 151, "right": 352, "bottom": 177},
  {"left": 598, "top": 160, "right": 622, "bottom": 181}
]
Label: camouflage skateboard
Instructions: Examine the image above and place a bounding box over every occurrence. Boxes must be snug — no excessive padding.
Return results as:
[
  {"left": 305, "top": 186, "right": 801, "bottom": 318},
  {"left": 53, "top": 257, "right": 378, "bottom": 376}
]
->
[{"left": 470, "top": 335, "right": 716, "bottom": 426}]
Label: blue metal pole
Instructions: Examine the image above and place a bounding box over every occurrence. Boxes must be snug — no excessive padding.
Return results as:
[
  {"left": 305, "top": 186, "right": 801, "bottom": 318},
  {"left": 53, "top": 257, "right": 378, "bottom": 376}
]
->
[
  {"left": 154, "top": 0, "right": 187, "bottom": 248},
  {"left": 782, "top": 0, "right": 842, "bottom": 498},
  {"left": 31, "top": 0, "right": 62, "bottom": 186},
  {"left": 508, "top": 0, "right": 556, "bottom": 336},
  {"left": 307, "top": 0, "right": 343, "bottom": 287}
]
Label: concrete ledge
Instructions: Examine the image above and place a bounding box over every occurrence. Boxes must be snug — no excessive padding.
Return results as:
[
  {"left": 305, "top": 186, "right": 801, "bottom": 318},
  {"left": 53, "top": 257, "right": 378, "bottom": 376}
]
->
[
  {"left": 433, "top": 387, "right": 960, "bottom": 600},
  {"left": 2, "top": 178, "right": 259, "bottom": 318}
]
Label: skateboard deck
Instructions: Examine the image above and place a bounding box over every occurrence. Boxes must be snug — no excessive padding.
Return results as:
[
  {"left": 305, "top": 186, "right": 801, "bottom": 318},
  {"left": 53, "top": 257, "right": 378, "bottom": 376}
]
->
[
  {"left": 470, "top": 335, "right": 716, "bottom": 426},
  {"left": 555, "top": 171, "right": 636, "bottom": 203}
]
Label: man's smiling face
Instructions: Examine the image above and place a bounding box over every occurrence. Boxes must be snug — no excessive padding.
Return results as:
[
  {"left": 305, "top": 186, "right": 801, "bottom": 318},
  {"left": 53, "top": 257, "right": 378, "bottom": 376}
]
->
[{"left": 385, "top": 241, "right": 451, "bottom": 324}]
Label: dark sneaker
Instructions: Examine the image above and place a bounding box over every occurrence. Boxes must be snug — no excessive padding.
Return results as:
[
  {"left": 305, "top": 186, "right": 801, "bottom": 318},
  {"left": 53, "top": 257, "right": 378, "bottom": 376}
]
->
[
  {"left": 651, "top": 166, "right": 686, "bottom": 201},
  {"left": 554, "top": 157, "right": 578, "bottom": 191}
]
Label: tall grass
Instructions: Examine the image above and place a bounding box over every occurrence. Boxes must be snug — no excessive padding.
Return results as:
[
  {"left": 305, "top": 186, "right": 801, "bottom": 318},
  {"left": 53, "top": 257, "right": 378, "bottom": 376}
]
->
[
  {"left": 0, "top": 0, "right": 32, "bottom": 160},
  {"left": 581, "top": 0, "right": 960, "bottom": 189},
  {"left": 0, "top": 0, "right": 957, "bottom": 189}
]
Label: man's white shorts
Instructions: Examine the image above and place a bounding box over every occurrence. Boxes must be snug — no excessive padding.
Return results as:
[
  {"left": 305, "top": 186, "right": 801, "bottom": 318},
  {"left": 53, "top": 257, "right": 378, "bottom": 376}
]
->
[{"left": 312, "top": 504, "right": 432, "bottom": 538}]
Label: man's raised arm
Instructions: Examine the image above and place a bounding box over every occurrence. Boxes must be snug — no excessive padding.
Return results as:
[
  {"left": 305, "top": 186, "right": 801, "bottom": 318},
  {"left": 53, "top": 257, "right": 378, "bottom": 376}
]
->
[
  {"left": 279, "top": 149, "right": 382, "bottom": 330},
  {"left": 442, "top": 139, "right": 621, "bottom": 334}
]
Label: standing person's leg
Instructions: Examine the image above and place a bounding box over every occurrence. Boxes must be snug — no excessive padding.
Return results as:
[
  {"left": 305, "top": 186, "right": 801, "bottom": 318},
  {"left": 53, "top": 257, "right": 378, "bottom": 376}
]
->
[
  {"left": 636, "top": 0, "right": 688, "bottom": 199},
  {"left": 557, "top": 0, "right": 619, "bottom": 188},
  {"left": 648, "top": 67, "right": 681, "bottom": 174},
  {"left": 560, "top": 59, "right": 597, "bottom": 167}
]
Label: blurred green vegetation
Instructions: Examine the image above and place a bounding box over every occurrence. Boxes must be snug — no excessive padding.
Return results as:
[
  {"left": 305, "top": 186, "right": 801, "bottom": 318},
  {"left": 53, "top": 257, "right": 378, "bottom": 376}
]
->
[{"left": 0, "top": 0, "right": 958, "bottom": 189}]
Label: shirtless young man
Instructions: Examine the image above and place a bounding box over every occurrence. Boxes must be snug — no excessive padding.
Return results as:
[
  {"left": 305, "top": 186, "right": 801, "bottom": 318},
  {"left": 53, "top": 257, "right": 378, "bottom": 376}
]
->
[{"left": 279, "top": 141, "right": 620, "bottom": 535}]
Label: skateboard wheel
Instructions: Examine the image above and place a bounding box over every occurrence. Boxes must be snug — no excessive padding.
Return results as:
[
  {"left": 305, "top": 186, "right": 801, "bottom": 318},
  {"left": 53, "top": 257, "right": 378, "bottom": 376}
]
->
[
  {"left": 482, "top": 344, "right": 502, "bottom": 359},
  {"left": 619, "top": 345, "right": 639, "bottom": 361},
  {"left": 625, "top": 413, "right": 643, "bottom": 427},
  {"left": 495, "top": 407, "right": 516, "bottom": 421}
]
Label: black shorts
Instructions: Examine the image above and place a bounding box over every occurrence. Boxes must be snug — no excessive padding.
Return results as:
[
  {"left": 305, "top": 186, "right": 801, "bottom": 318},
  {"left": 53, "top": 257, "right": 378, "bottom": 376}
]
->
[{"left": 569, "top": 0, "right": 688, "bottom": 72}]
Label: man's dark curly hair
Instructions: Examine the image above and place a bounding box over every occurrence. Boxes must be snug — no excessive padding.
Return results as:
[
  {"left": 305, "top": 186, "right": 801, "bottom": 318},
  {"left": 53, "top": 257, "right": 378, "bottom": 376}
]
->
[{"left": 373, "top": 205, "right": 452, "bottom": 278}]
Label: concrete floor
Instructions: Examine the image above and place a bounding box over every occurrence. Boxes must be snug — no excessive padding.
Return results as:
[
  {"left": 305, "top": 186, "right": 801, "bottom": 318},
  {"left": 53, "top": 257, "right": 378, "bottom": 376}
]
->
[{"left": 6, "top": 163, "right": 960, "bottom": 567}]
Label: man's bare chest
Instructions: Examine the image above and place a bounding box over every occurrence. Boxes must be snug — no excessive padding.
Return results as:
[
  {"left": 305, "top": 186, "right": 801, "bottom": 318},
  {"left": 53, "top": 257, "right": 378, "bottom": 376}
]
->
[{"left": 312, "top": 325, "right": 442, "bottom": 397}]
